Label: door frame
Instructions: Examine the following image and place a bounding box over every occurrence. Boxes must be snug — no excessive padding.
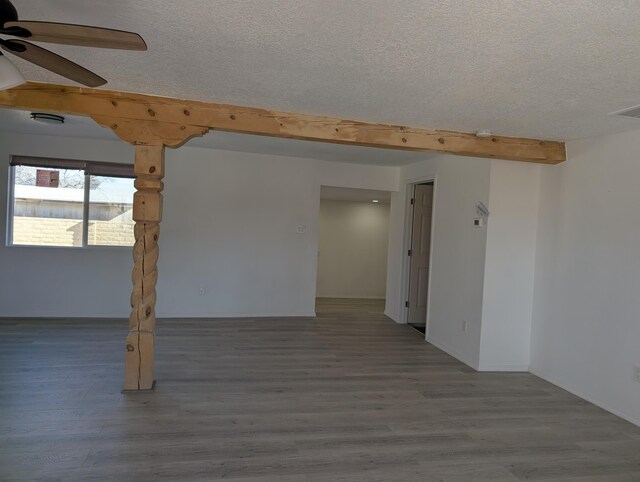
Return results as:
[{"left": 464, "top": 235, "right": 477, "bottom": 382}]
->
[{"left": 400, "top": 174, "right": 437, "bottom": 339}]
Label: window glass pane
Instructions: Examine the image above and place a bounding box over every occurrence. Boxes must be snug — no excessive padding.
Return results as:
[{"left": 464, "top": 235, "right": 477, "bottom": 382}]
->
[
  {"left": 88, "top": 176, "right": 135, "bottom": 247},
  {"left": 12, "top": 165, "right": 85, "bottom": 247}
]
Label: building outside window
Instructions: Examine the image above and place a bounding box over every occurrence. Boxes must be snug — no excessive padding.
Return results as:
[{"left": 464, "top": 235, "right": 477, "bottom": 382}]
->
[{"left": 7, "top": 156, "right": 135, "bottom": 248}]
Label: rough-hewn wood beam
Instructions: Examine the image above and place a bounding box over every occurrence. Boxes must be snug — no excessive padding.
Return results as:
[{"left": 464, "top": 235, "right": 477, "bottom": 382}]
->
[
  {"left": 0, "top": 82, "right": 566, "bottom": 163},
  {"left": 92, "top": 115, "right": 209, "bottom": 148}
]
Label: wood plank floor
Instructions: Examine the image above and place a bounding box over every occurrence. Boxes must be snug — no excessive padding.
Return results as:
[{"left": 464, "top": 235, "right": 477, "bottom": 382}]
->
[
  {"left": 315, "top": 297, "right": 385, "bottom": 314},
  {"left": 1, "top": 300, "right": 639, "bottom": 481}
]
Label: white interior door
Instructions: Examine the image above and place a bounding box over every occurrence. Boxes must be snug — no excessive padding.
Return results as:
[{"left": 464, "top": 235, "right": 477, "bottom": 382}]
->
[{"left": 407, "top": 183, "right": 433, "bottom": 325}]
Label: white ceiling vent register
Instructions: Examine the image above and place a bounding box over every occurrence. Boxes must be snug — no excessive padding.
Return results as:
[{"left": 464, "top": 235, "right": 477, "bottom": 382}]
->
[{"left": 610, "top": 104, "right": 640, "bottom": 119}]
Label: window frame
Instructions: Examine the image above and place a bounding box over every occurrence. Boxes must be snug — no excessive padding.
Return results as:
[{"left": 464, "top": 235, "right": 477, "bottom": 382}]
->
[{"left": 6, "top": 156, "right": 135, "bottom": 249}]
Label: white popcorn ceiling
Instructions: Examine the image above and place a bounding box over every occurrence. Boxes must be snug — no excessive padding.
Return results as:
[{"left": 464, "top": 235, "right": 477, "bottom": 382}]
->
[{"left": 7, "top": 0, "right": 640, "bottom": 142}]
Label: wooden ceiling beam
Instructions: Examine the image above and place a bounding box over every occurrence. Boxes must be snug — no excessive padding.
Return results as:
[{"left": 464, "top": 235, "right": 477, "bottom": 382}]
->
[{"left": 0, "top": 82, "right": 565, "bottom": 163}]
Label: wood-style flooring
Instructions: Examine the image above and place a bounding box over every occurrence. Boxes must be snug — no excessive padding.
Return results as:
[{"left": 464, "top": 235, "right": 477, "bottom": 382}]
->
[
  {"left": 315, "top": 297, "right": 385, "bottom": 314},
  {"left": 1, "top": 299, "right": 639, "bottom": 481}
]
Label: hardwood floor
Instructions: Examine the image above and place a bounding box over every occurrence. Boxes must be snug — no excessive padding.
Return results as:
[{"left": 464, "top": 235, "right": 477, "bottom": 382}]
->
[
  {"left": 1, "top": 303, "right": 639, "bottom": 481},
  {"left": 315, "top": 297, "right": 385, "bottom": 314}
]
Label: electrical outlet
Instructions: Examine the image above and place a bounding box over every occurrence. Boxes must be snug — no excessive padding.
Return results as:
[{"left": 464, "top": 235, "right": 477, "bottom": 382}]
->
[
  {"left": 198, "top": 286, "right": 207, "bottom": 296},
  {"left": 634, "top": 366, "right": 640, "bottom": 383},
  {"left": 462, "top": 320, "right": 468, "bottom": 333}
]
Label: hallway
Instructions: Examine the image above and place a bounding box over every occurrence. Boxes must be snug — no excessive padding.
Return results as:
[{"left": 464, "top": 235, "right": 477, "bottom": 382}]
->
[{"left": 315, "top": 297, "right": 385, "bottom": 315}]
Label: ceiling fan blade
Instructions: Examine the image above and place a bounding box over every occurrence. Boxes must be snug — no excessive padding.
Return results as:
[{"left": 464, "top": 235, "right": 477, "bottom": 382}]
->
[
  {"left": 1, "top": 39, "right": 106, "bottom": 87},
  {"left": 3, "top": 21, "right": 147, "bottom": 51}
]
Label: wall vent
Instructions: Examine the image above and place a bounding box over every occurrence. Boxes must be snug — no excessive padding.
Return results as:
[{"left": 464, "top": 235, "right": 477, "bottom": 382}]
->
[{"left": 610, "top": 104, "right": 640, "bottom": 119}]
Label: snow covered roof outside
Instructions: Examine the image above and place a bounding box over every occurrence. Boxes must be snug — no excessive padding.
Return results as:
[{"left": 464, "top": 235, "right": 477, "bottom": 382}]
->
[{"left": 15, "top": 183, "right": 134, "bottom": 204}]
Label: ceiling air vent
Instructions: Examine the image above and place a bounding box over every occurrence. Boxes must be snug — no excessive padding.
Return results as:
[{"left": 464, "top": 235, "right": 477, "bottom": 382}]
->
[{"left": 610, "top": 104, "right": 640, "bottom": 119}]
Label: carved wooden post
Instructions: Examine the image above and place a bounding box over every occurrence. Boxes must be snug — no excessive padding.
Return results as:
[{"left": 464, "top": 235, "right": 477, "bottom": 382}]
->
[
  {"left": 88, "top": 115, "right": 207, "bottom": 391},
  {"left": 124, "top": 144, "right": 165, "bottom": 390}
]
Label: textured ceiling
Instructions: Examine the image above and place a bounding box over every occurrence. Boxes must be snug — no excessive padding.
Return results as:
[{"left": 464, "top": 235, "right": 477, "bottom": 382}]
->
[{"left": 6, "top": 0, "right": 640, "bottom": 141}]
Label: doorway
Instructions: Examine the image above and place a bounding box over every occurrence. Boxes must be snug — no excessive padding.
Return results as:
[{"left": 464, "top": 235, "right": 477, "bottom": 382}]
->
[
  {"left": 315, "top": 186, "right": 391, "bottom": 315},
  {"left": 406, "top": 182, "right": 434, "bottom": 334}
]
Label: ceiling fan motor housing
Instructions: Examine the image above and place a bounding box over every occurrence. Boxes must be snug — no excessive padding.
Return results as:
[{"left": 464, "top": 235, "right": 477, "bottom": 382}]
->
[{"left": 0, "top": 0, "right": 18, "bottom": 25}]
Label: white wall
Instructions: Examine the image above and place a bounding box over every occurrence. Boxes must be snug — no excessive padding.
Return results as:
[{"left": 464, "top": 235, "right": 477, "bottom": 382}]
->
[
  {"left": 479, "top": 160, "right": 541, "bottom": 371},
  {"left": 316, "top": 199, "right": 389, "bottom": 299},
  {"left": 0, "top": 131, "right": 398, "bottom": 318},
  {"left": 0, "top": 134, "right": 135, "bottom": 318},
  {"left": 531, "top": 128, "right": 640, "bottom": 426},
  {"left": 318, "top": 160, "right": 399, "bottom": 192},
  {"left": 386, "top": 154, "right": 492, "bottom": 369}
]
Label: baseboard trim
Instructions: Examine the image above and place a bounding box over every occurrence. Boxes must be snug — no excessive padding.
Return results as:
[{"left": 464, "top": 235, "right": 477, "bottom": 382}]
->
[
  {"left": 529, "top": 367, "right": 640, "bottom": 428},
  {"left": 426, "top": 336, "right": 479, "bottom": 371},
  {"left": 0, "top": 312, "right": 318, "bottom": 320},
  {"left": 159, "top": 312, "right": 318, "bottom": 319},
  {"left": 316, "top": 296, "right": 386, "bottom": 300},
  {"left": 0, "top": 316, "right": 128, "bottom": 321},
  {"left": 384, "top": 310, "right": 404, "bottom": 324},
  {"left": 477, "top": 363, "right": 529, "bottom": 372}
]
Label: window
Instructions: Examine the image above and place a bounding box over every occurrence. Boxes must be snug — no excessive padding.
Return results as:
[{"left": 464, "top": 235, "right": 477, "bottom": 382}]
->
[{"left": 8, "top": 156, "right": 135, "bottom": 247}]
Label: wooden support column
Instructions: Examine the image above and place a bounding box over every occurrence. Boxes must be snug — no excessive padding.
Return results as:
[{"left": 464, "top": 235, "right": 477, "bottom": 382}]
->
[
  {"left": 124, "top": 144, "right": 165, "bottom": 391},
  {"left": 89, "top": 115, "right": 206, "bottom": 392}
]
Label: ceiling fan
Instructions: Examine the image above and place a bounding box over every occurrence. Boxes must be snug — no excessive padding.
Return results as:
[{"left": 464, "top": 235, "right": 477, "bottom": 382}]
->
[{"left": 0, "top": 0, "right": 146, "bottom": 88}]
